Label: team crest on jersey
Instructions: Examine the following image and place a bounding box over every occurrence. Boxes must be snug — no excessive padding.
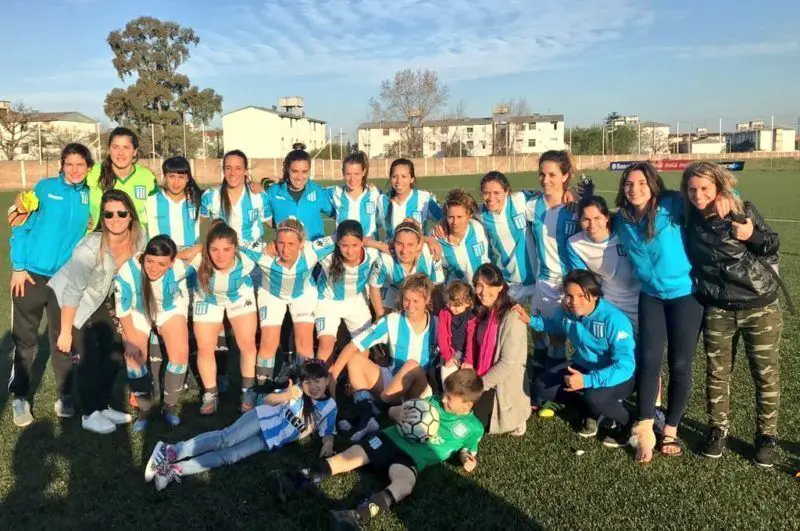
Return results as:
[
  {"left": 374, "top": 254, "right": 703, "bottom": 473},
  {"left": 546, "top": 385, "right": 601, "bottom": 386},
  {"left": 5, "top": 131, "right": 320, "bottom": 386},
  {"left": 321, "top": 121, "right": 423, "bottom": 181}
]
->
[
  {"left": 166, "top": 282, "right": 179, "bottom": 295},
  {"left": 471, "top": 242, "right": 486, "bottom": 256},
  {"left": 80, "top": 191, "right": 89, "bottom": 205},
  {"left": 187, "top": 204, "right": 198, "bottom": 220},
  {"left": 616, "top": 244, "right": 627, "bottom": 257},
  {"left": 247, "top": 208, "right": 259, "bottom": 222},
  {"left": 194, "top": 301, "right": 209, "bottom": 315},
  {"left": 315, "top": 317, "right": 325, "bottom": 332},
  {"left": 564, "top": 220, "right": 578, "bottom": 236},
  {"left": 366, "top": 201, "right": 376, "bottom": 214},
  {"left": 307, "top": 191, "right": 317, "bottom": 202},
  {"left": 512, "top": 213, "right": 526, "bottom": 230},
  {"left": 452, "top": 422, "right": 468, "bottom": 438},
  {"left": 134, "top": 185, "right": 147, "bottom": 200},
  {"left": 259, "top": 307, "right": 267, "bottom": 321},
  {"left": 591, "top": 320, "right": 606, "bottom": 338}
]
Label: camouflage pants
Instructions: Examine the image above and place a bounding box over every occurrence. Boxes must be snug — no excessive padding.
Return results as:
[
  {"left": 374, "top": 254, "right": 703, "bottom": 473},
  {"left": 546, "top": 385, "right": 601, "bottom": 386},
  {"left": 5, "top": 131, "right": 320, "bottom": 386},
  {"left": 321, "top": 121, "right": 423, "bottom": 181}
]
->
[{"left": 703, "top": 303, "right": 782, "bottom": 436}]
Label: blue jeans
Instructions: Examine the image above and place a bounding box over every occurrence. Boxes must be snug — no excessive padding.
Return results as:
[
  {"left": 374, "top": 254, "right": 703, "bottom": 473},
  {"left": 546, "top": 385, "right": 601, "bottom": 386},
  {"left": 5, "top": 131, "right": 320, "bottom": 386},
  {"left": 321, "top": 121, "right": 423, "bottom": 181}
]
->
[{"left": 171, "top": 409, "right": 267, "bottom": 476}]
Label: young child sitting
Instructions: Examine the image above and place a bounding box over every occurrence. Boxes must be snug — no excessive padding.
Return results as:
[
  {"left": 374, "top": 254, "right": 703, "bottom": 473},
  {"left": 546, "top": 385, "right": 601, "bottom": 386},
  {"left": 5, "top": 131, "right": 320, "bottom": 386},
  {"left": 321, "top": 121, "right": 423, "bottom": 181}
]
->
[
  {"left": 270, "top": 368, "right": 485, "bottom": 529},
  {"left": 437, "top": 281, "right": 477, "bottom": 381},
  {"left": 144, "top": 362, "right": 337, "bottom": 491}
]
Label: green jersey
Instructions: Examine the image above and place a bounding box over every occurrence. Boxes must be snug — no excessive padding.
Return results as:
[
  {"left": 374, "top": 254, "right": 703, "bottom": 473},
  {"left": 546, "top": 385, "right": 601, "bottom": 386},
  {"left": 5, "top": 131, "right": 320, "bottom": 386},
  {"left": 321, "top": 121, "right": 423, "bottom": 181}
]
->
[
  {"left": 383, "top": 396, "right": 484, "bottom": 472},
  {"left": 86, "top": 163, "right": 158, "bottom": 231}
]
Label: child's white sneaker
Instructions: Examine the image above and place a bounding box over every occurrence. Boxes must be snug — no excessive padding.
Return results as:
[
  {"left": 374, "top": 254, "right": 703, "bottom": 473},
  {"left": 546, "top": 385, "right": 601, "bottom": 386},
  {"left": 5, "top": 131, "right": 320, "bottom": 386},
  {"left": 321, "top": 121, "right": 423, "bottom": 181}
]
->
[
  {"left": 155, "top": 463, "right": 182, "bottom": 491},
  {"left": 101, "top": 407, "right": 132, "bottom": 425},
  {"left": 145, "top": 441, "right": 168, "bottom": 482},
  {"left": 82, "top": 411, "right": 117, "bottom": 434}
]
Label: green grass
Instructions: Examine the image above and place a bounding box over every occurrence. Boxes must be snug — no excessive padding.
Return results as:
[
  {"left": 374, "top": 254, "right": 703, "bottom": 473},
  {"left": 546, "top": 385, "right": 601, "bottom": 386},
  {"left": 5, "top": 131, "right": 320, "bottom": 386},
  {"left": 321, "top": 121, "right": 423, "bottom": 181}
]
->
[{"left": 1, "top": 171, "right": 800, "bottom": 530}]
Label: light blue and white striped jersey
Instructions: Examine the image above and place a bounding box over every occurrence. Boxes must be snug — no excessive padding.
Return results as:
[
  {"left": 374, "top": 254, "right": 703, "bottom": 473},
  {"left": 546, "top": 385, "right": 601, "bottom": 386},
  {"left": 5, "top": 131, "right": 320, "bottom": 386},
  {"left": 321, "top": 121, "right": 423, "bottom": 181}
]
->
[
  {"left": 317, "top": 247, "right": 381, "bottom": 301},
  {"left": 145, "top": 190, "right": 201, "bottom": 249},
  {"left": 114, "top": 256, "right": 188, "bottom": 318},
  {"left": 378, "top": 189, "right": 444, "bottom": 239},
  {"left": 567, "top": 230, "right": 640, "bottom": 326},
  {"left": 437, "top": 220, "right": 489, "bottom": 282},
  {"left": 480, "top": 190, "right": 538, "bottom": 285},
  {"left": 256, "top": 389, "right": 337, "bottom": 450},
  {"left": 186, "top": 252, "right": 257, "bottom": 306},
  {"left": 525, "top": 196, "right": 579, "bottom": 283},
  {"left": 328, "top": 185, "right": 382, "bottom": 239},
  {"left": 257, "top": 237, "right": 335, "bottom": 300},
  {"left": 368, "top": 243, "right": 444, "bottom": 291},
  {"left": 353, "top": 312, "right": 438, "bottom": 374},
  {"left": 200, "top": 185, "right": 272, "bottom": 251}
]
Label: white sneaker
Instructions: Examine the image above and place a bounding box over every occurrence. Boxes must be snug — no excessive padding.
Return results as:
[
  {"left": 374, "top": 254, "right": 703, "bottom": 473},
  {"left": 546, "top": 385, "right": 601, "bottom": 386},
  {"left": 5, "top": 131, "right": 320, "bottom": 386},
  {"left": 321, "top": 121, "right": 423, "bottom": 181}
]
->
[
  {"left": 101, "top": 407, "right": 132, "bottom": 425},
  {"left": 82, "top": 411, "right": 117, "bottom": 434},
  {"left": 350, "top": 417, "right": 380, "bottom": 443},
  {"left": 145, "top": 441, "right": 168, "bottom": 483},
  {"left": 155, "top": 463, "right": 182, "bottom": 491}
]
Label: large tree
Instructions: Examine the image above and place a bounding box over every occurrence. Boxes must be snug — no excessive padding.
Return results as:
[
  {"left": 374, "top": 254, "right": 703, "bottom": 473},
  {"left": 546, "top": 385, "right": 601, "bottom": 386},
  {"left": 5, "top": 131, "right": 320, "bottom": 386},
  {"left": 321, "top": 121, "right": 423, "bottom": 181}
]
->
[
  {"left": 369, "top": 69, "right": 448, "bottom": 158},
  {"left": 103, "top": 17, "right": 222, "bottom": 158},
  {"left": 0, "top": 103, "right": 38, "bottom": 160}
]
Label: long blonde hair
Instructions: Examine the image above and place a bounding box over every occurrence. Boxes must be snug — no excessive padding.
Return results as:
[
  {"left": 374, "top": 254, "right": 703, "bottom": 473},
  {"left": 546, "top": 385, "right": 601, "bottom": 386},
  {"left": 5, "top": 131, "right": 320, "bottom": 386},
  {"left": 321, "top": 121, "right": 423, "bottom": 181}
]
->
[{"left": 680, "top": 162, "right": 744, "bottom": 223}]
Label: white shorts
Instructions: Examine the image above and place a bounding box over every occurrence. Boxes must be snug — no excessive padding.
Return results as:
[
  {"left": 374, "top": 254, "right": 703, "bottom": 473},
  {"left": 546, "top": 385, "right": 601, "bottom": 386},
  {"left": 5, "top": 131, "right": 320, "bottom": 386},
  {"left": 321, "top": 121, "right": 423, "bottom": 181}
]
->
[
  {"left": 192, "top": 296, "right": 257, "bottom": 324},
  {"left": 129, "top": 304, "right": 188, "bottom": 335},
  {"left": 314, "top": 296, "right": 373, "bottom": 338},
  {"left": 508, "top": 282, "right": 537, "bottom": 305},
  {"left": 533, "top": 279, "right": 564, "bottom": 318},
  {"left": 379, "top": 366, "right": 394, "bottom": 391},
  {"left": 257, "top": 289, "right": 317, "bottom": 327}
]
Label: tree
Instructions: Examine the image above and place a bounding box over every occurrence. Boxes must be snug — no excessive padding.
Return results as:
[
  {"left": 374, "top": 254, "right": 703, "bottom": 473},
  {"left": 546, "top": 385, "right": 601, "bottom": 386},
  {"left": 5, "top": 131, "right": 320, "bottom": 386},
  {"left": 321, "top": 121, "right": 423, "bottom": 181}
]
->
[
  {"left": 42, "top": 126, "right": 96, "bottom": 160},
  {"left": 103, "top": 17, "right": 222, "bottom": 158},
  {"left": 605, "top": 112, "right": 622, "bottom": 126},
  {"left": 639, "top": 126, "right": 671, "bottom": 154},
  {"left": 0, "top": 103, "right": 38, "bottom": 160},
  {"left": 369, "top": 69, "right": 448, "bottom": 158},
  {"left": 569, "top": 126, "right": 604, "bottom": 155},
  {"left": 608, "top": 125, "right": 638, "bottom": 155}
]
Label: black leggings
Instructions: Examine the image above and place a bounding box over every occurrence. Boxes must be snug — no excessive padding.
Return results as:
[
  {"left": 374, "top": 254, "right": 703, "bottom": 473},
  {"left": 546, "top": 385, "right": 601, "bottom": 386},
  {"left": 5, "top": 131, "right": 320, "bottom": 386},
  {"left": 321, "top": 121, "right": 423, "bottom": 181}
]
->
[{"left": 637, "top": 292, "right": 703, "bottom": 427}]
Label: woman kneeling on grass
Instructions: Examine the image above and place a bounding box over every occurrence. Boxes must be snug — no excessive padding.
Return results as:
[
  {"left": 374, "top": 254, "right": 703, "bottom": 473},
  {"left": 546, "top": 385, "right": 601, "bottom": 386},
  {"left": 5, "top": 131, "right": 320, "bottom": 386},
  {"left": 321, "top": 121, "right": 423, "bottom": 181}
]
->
[
  {"left": 145, "top": 361, "right": 337, "bottom": 491},
  {"left": 515, "top": 269, "right": 636, "bottom": 448}
]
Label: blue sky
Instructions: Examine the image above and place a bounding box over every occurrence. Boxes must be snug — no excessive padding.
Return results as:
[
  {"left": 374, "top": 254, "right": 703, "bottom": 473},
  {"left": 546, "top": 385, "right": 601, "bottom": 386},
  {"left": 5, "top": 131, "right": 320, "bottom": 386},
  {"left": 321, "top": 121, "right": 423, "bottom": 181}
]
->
[{"left": 2, "top": 0, "right": 799, "bottom": 141}]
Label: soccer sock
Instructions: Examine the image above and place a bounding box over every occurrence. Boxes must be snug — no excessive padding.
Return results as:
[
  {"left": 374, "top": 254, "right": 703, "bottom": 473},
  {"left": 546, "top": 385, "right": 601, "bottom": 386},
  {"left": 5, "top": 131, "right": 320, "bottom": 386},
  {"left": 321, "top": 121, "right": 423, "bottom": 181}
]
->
[
  {"left": 241, "top": 376, "right": 255, "bottom": 393},
  {"left": 356, "top": 489, "right": 396, "bottom": 522},
  {"left": 354, "top": 390, "right": 376, "bottom": 429},
  {"left": 307, "top": 459, "right": 333, "bottom": 482},
  {"left": 163, "top": 362, "right": 188, "bottom": 412},
  {"left": 127, "top": 364, "right": 153, "bottom": 414},
  {"left": 148, "top": 335, "right": 163, "bottom": 400},
  {"left": 204, "top": 386, "right": 218, "bottom": 397},
  {"left": 256, "top": 356, "right": 275, "bottom": 386}
]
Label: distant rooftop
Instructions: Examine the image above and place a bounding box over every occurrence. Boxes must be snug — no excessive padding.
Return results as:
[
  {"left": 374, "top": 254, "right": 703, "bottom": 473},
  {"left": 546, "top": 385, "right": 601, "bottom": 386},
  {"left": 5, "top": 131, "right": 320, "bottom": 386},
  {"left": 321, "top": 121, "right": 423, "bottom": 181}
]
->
[{"left": 224, "top": 105, "right": 326, "bottom": 124}]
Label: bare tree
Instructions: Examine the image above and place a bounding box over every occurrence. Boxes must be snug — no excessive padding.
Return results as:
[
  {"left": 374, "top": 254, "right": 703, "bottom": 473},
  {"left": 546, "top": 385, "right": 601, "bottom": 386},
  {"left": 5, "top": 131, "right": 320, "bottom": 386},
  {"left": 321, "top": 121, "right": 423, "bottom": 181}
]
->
[
  {"left": 0, "top": 103, "right": 38, "bottom": 160},
  {"left": 369, "top": 69, "right": 448, "bottom": 158},
  {"left": 499, "top": 97, "right": 532, "bottom": 118}
]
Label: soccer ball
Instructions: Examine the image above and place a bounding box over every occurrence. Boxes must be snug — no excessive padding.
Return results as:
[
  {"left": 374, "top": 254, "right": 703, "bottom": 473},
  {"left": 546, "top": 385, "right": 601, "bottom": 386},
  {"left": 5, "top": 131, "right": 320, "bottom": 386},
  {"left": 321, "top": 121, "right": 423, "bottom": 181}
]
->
[{"left": 397, "top": 399, "right": 440, "bottom": 443}]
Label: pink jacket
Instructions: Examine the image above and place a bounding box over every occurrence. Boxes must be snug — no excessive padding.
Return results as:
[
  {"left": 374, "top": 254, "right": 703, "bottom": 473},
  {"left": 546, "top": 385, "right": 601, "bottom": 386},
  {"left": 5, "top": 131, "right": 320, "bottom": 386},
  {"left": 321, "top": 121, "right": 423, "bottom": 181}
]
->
[{"left": 437, "top": 308, "right": 476, "bottom": 365}]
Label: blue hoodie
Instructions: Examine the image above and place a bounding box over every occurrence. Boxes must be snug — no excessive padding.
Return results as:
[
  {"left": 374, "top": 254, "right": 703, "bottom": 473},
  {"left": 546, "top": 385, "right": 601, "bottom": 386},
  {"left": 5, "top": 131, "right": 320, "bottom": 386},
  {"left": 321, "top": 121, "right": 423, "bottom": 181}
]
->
[
  {"left": 614, "top": 191, "right": 694, "bottom": 300},
  {"left": 529, "top": 298, "right": 636, "bottom": 389},
  {"left": 9, "top": 175, "right": 90, "bottom": 277}
]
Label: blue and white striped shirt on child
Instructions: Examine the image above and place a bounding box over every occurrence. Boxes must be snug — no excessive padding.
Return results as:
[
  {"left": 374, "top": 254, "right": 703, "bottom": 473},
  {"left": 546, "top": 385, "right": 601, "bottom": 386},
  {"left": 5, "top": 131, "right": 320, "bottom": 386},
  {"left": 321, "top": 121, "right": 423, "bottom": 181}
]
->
[
  {"left": 146, "top": 190, "right": 201, "bottom": 249},
  {"left": 378, "top": 189, "right": 444, "bottom": 239},
  {"left": 257, "top": 237, "right": 335, "bottom": 300},
  {"left": 328, "top": 186, "right": 382, "bottom": 239},
  {"left": 186, "top": 253, "right": 257, "bottom": 306},
  {"left": 200, "top": 186, "right": 271, "bottom": 251},
  {"left": 353, "top": 312, "right": 438, "bottom": 375},
  {"left": 256, "top": 390, "right": 337, "bottom": 450},
  {"left": 437, "top": 219, "right": 489, "bottom": 282},
  {"left": 480, "top": 190, "right": 538, "bottom": 285},
  {"left": 316, "top": 248, "right": 381, "bottom": 301},
  {"left": 114, "top": 257, "right": 189, "bottom": 317}
]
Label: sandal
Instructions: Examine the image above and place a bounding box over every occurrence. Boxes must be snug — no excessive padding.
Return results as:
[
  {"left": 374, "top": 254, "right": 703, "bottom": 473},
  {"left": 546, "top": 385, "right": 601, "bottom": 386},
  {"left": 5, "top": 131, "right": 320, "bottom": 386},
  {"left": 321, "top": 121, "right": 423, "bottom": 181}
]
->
[{"left": 659, "top": 435, "right": 684, "bottom": 457}]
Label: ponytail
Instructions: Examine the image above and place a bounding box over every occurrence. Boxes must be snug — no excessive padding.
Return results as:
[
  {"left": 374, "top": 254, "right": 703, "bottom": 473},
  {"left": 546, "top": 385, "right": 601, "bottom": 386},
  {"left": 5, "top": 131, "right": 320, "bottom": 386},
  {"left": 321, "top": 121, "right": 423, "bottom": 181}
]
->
[
  {"left": 198, "top": 222, "right": 239, "bottom": 294},
  {"left": 139, "top": 236, "right": 178, "bottom": 324}
]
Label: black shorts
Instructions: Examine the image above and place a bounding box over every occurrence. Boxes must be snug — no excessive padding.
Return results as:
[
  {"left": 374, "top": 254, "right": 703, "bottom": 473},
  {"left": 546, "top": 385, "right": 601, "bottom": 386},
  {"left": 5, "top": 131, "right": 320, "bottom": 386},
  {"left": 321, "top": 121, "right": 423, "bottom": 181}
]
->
[{"left": 359, "top": 432, "right": 418, "bottom": 477}]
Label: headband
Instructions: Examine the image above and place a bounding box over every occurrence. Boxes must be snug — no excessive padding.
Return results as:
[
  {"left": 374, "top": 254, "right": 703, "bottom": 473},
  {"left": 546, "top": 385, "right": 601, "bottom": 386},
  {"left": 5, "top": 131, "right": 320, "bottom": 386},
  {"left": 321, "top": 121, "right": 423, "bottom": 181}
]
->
[
  {"left": 277, "top": 226, "right": 304, "bottom": 238},
  {"left": 395, "top": 225, "right": 422, "bottom": 238}
]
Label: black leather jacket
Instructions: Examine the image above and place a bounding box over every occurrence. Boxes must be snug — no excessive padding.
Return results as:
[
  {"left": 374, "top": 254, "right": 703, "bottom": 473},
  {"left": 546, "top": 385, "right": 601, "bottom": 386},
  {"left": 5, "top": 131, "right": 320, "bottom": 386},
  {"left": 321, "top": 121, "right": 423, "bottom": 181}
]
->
[{"left": 684, "top": 201, "right": 779, "bottom": 310}]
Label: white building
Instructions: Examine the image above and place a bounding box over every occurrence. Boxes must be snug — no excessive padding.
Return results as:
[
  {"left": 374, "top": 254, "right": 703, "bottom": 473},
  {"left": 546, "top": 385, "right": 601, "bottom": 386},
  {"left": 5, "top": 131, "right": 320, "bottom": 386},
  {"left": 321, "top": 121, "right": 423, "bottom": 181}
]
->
[
  {"left": 612, "top": 115, "right": 639, "bottom": 127},
  {"left": 0, "top": 104, "right": 98, "bottom": 161},
  {"left": 690, "top": 137, "right": 725, "bottom": 154},
  {"left": 727, "top": 125, "right": 797, "bottom": 152},
  {"left": 222, "top": 97, "right": 326, "bottom": 159},
  {"left": 638, "top": 121, "right": 671, "bottom": 154},
  {"left": 509, "top": 115, "right": 566, "bottom": 154}
]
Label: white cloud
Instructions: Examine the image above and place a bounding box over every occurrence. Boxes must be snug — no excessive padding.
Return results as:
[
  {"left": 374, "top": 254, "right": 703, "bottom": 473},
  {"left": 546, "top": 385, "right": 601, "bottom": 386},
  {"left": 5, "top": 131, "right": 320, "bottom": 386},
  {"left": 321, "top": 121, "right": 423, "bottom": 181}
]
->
[
  {"left": 187, "top": 0, "right": 654, "bottom": 82},
  {"left": 663, "top": 39, "right": 800, "bottom": 59}
]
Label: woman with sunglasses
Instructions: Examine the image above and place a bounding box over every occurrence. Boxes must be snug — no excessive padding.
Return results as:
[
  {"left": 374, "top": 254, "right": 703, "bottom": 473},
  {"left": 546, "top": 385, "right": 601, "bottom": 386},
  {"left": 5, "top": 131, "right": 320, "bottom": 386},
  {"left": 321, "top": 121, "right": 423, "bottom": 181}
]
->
[{"left": 48, "top": 190, "right": 146, "bottom": 434}]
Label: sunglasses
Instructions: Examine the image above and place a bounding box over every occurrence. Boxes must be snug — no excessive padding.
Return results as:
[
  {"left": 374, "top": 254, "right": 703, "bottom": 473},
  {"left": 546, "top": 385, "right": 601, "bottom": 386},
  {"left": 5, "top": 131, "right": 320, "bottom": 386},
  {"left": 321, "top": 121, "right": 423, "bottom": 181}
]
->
[{"left": 102, "top": 210, "right": 130, "bottom": 219}]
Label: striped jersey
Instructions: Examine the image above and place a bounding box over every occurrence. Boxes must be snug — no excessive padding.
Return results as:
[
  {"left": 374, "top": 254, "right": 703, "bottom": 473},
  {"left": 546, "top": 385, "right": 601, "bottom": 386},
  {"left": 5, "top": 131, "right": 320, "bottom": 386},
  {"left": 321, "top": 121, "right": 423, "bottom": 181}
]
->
[
  {"left": 525, "top": 196, "right": 580, "bottom": 282},
  {"left": 480, "top": 190, "right": 538, "bottom": 285},
  {"left": 146, "top": 189, "right": 201, "bottom": 248},
  {"left": 257, "top": 237, "right": 335, "bottom": 300},
  {"left": 353, "top": 312, "right": 438, "bottom": 374},
  {"left": 256, "top": 389, "right": 337, "bottom": 450},
  {"left": 186, "top": 252, "right": 257, "bottom": 306},
  {"left": 200, "top": 185, "right": 271, "bottom": 250},
  {"left": 567, "top": 231, "right": 640, "bottom": 326},
  {"left": 378, "top": 189, "right": 443, "bottom": 239},
  {"left": 317, "top": 247, "right": 381, "bottom": 301},
  {"left": 114, "top": 256, "right": 189, "bottom": 319},
  {"left": 328, "top": 185, "right": 382, "bottom": 239},
  {"left": 368, "top": 244, "right": 444, "bottom": 292},
  {"left": 437, "top": 220, "right": 489, "bottom": 282}
]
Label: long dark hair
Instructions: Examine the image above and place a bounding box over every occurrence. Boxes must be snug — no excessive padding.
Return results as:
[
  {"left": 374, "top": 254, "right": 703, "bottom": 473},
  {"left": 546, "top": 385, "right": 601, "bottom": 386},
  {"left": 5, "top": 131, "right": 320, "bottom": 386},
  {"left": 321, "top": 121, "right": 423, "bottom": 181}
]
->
[
  {"left": 282, "top": 145, "right": 312, "bottom": 186},
  {"left": 564, "top": 269, "right": 603, "bottom": 301},
  {"left": 615, "top": 161, "right": 665, "bottom": 241},
  {"left": 577, "top": 195, "right": 612, "bottom": 232},
  {"left": 60, "top": 143, "right": 94, "bottom": 175},
  {"left": 480, "top": 170, "right": 511, "bottom": 196},
  {"left": 329, "top": 219, "right": 363, "bottom": 284},
  {"left": 162, "top": 156, "right": 203, "bottom": 219},
  {"left": 95, "top": 189, "right": 142, "bottom": 258},
  {"left": 100, "top": 127, "right": 138, "bottom": 192},
  {"left": 298, "top": 361, "right": 331, "bottom": 426},
  {"left": 538, "top": 150, "right": 575, "bottom": 193},
  {"left": 140, "top": 235, "right": 178, "bottom": 324},
  {"left": 221, "top": 150, "right": 250, "bottom": 220},
  {"left": 472, "top": 263, "right": 515, "bottom": 321},
  {"left": 198, "top": 221, "right": 238, "bottom": 294},
  {"left": 342, "top": 151, "right": 369, "bottom": 189},
  {"left": 386, "top": 158, "right": 416, "bottom": 228}
]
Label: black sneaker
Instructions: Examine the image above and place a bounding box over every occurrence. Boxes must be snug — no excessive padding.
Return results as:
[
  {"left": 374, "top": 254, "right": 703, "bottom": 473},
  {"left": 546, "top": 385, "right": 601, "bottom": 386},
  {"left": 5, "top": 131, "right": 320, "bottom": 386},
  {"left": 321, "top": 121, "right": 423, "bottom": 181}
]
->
[
  {"left": 577, "top": 418, "right": 598, "bottom": 438},
  {"left": 328, "top": 510, "right": 362, "bottom": 531},
  {"left": 601, "top": 423, "right": 629, "bottom": 449},
  {"left": 754, "top": 435, "right": 777, "bottom": 468},
  {"left": 701, "top": 428, "right": 727, "bottom": 459}
]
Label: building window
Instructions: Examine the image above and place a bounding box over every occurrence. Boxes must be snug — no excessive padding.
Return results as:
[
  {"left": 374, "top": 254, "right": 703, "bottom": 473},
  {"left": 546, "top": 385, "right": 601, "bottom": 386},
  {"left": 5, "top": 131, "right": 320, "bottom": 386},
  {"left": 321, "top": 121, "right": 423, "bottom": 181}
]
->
[
  {"left": 441, "top": 126, "right": 448, "bottom": 134},
  {"left": 466, "top": 127, "right": 473, "bottom": 133},
  {"left": 481, "top": 141, "right": 486, "bottom": 149},
  {"left": 466, "top": 141, "right": 474, "bottom": 150},
  {"left": 21, "top": 144, "right": 30, "bottom": 154},
  {"left": 528, "top": 139, "right": 536, "bottom": 147},
  {"left": 529, "top": 122, "right": 536, "bottom": 130},
  {"left": 551, "top": 121, "right": 558, "bottom": 130},
  {"left": 383, "top": 128, "right": 390, "bottom": 136}
]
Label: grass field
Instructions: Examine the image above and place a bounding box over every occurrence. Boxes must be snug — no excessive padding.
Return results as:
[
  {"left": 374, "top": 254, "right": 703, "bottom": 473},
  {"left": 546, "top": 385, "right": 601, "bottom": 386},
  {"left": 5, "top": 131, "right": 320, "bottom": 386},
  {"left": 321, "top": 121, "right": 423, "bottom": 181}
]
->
[{"left": 1, "top": 170, "right": 799, "bottom": 530}]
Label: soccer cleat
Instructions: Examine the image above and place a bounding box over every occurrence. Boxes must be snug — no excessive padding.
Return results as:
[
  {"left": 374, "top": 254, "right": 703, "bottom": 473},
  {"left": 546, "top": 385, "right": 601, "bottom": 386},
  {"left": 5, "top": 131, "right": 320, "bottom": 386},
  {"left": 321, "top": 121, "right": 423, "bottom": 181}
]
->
[
  {"left": 154, "top": 462, "right": 182, "bottom": 491},
  {"left": 54, "top": 395, "right": 75, "bottom": 419},
  {"left": 327, "top": 509, "right": 362, "bottom": 531},
  {"left": 754, "top": 435, "right": 777, "bottom": 468},
  {"left": 163, "top": 410, "right": 181, "bottom": 427},
  {"left": 350, "top": 417, "right": 380, "bottom": 443},
  {"left": 11, "top": 398, "right": 33, "bottom": 427},
  {"left": 133, "top": 418, "right": 149, "bottom": 433},
  {"left": 200, "top": 392, "right": 218, "bottom": 416},
  {"left": 241, "top": 388, "right": 257, "bottom": 413},
  {"left": 145, "top": 441, "right": 168, "bottom": 482},
  {"left": 101, "top": 407, "right": 132, "bottom": 425},
  {"left": 338, "top": 419, "right": 354, "bottom": 432},
  {"left": 577, "top": 418, "right": 598, "bottom": 438},
  {"left": 602, "top": 424, "right": 629, "bottom": 449},
  {"left": 82, "top": 411, "right": 117, "bottom": 434},
  {"left": 701, "top": 428, "right": 727, "bottom": 459}
]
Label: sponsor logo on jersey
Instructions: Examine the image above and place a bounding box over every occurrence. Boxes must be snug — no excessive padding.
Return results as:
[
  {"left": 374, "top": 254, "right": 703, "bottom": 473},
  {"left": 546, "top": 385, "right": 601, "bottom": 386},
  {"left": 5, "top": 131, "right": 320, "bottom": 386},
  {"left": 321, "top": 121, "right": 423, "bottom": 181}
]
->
[
  {"left": 244, "top": 299, "right": 254, "bottom": 307},
  {"left": 314, "top": 236, "right": 334, "bottom": 249},
  {"left": 616, "top": 330, "right": 631, "bottom": 341},
  {"left": 452, "top": 422, "right": 468, "bottom": 438},
  {"left": 512, "top": 213, "right": 527, "bottom": 230},
  {"left": 48, "top": 193, "right": 64, "bottom": 201},
  {"left": 194, "top": 301, "right": 209, "bottom": 315},
  {"left": 134, "top": 185, "right": 147, "bottom": 200},
  {"left": 366, "top": 201, "right": 376, "bottom": 214},
  {"left": 591, "top": 320, "right": 606, "bottom": 338},
  {"left": 616, "top": 244, "right": 627, "bottom": 257}
]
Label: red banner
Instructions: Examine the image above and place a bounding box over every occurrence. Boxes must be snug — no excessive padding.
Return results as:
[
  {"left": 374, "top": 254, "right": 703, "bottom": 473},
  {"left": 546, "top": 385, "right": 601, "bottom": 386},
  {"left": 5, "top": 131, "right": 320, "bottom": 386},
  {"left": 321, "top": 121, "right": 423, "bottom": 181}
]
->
[{"left": 654, "top": 159, "right": 693, "bottom": 171}]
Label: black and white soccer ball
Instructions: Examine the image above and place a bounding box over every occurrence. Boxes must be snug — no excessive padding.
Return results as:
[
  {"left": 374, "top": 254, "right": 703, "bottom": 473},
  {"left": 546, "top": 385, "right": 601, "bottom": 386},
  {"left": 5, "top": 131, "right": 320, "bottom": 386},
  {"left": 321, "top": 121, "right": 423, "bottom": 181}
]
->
[{"left": 397, "top": 399, "right": 440, "bottom": 443}]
